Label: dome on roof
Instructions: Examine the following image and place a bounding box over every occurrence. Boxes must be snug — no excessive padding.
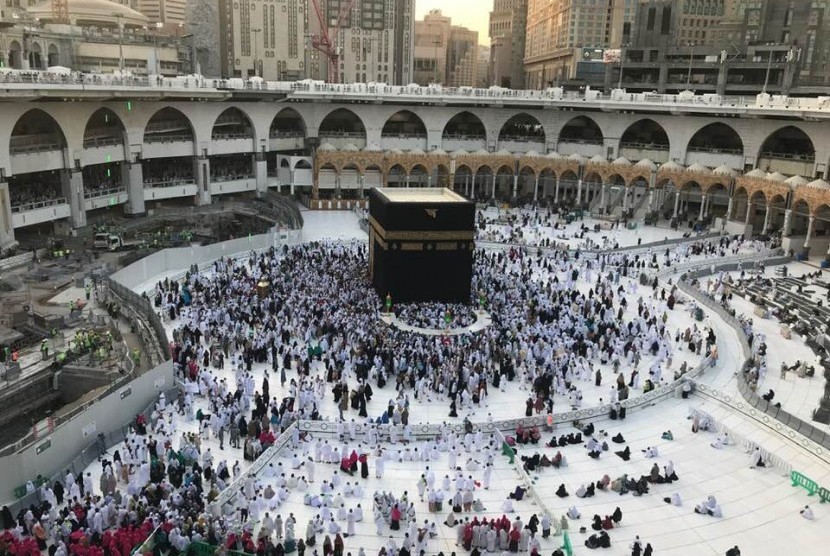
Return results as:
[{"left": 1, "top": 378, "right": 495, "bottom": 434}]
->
[
  {"left": 546, "top": 151, "right": 563, "bottom": 159},
  {"left": 612, "top": 156, "right": 632, "bottom": 166},
  {"left": 659, "top": 161, "right": 684, "bottom": 172},
  {"left": 635, "top": 158, "right": 657, "bottom": 171},
  {"left": 744, "top": 168, "right": 767, "bottom": 179},
  {"left": 496, "top": 149, "right": 513, "bottom": 156},
  {"left": 712, "top": 165, "right": 737, "bottom": 177},
  {"left": 29, "top": 0, "right": 149, "bottom": 27},
  {"left": 686, "top": 163, "right": 711, "bottom": 174},
  {"left": 472, "top": 148, "right": 490, "bottom": 156},
  {"left": 429, "top": 147, "right": 447, "bottom": 155},
  {"left": 523, "top": 150, "right": 541, "bottom": 158},
  {"left": 766, "top": 171, "right": 787, "bottom": 182},
  {"left": 806, "top": 178, "right": 830, "bottom": 189},
  {"left": 386, "top": 147, "right": 404, "bottom": 155},
  {"left": 341, "top": 143, "right": 359, "bottom": 152},
  {"left": 568, "top": 153, "right": 585, "bottom": 162},
  {"left": 363, "top": 143, "right": 382, "bottom": 152},
  {"left": 451, "top": 149, "right": 468, "bottom": 157},
  {"left": 318, "top": 142, "right": 337, "bottom": 152},
  {"left": 408, "top": 148, "right": 425, "bottom": 155},
  {"left": 589, "top": 155, "right": 606, "bottom": 164},
  {"left": 784, "top": 175, "right": 808, "bottom": 187}
]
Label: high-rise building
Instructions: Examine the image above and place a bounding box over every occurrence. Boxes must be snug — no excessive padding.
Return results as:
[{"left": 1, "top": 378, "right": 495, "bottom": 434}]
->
[
  {"left": 217, "top": 0, "right": 306, "bottom": 80},
  {"left": 137, "top": 0, "right": 186, "bottom": 25},
  {"left": 412, "top": 9, "right": 478, "bottom": 87},
  {"left": 476, "top": 45, "right": 490, "bottom": 88},
  {"left": 489, "top": 0, "right": 527, "bottom": 89},
  {"left": 616, "top": 0, "right": 829, "bottom": 94},
  {"left": 334, "top": 0, "right": 414, "bottom": 85},
  {"left": 524, "top": 0, "right": 637, "bottom": 89},
  {"left": 217, "top": 0, "right": 413, "bottom": 84}
]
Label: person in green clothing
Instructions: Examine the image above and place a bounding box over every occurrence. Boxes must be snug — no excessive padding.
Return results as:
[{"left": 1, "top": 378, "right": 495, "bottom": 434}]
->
[{"left": 132, "top": 348, "right": 141, "bottom": 366}]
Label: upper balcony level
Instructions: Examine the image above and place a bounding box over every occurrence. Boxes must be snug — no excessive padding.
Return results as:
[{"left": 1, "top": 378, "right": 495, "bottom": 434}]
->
[{"left": 0, "top": 70, "right": 828, "bottom": 121}]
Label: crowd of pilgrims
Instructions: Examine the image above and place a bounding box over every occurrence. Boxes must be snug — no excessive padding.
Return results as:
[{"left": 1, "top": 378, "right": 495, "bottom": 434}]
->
[{"left": 0, "top": 231, "right": 768, "bottom": 556}]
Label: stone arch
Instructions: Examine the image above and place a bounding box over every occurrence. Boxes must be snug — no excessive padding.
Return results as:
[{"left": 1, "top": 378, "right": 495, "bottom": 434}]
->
[
  {"left": 270, "top": 107, "right": 307, "bottom": 138},
  {"left": 454, "top": 164, "right": 473, "bottom": 192},
  {"left": 494, "top": 164, "right": 514, "bottom": 200},
  {"left": 8, "top": 40, "right": 23, "bottom": 69},
  {"left": 620, "top": 119, "right": 670, "bottom": 151},
  {"left": 518, "top": 166, "right": 536, "bottom": 199},
  {"left": 442, "top": 111, "right": 486, "bottom": 140},
  {"left": 688, "top": 122, "right": 743, "bottom": 155},
  {"left": 47, "top": 43, "right": 60, "bottom": 66},
  {"left": 83, "top": 108, "right": 126, "bottom": 148},
  {"left": 790, "top": 198, "right": 811, "bottom": 236},
  {"left": 29, "top": 42, "right": 44, "bottom": 70},
  {"left": 364, "top": 164, "right": 383, "bottom": 188},
  {"left": 499, "top": 113, "right": 545, "bottom": 143},
  {"left": 435, "top": 163, "right": 450, "bottom": 188},
  {"left": 144, "top": 107, "right": 195, "bottom": 143},
  {"left": 557, "top": 116, "right": 603, "bottom": 145},
  {"left": 211, "top": 107, "right": 254, "bottom": 141},
  {"left": 10, "top": 108, "right": 67, "bottom": 155},
  {"left": 387, "top": 163, "right": 407, "bottom": 187},
  {"left": 409, "top": 163, "right": 429, "bottom": 187},
  {"left": 539, "top": 168, "right": 557, "bottom": 198},
  {"left": 319, "top": 108, "right": 367, "bottom": 146},
  {"left": 706, "top": 183, "right": 730, "bottom": 219},
  {"left": 757, "top": 126, "right": 815, "bottom": 176},
  {"left": 382, "top": 110, "right": 427, "bottom": 138},
  {"left": 474, "top": 165, "right": 494, "bottom": 199}
]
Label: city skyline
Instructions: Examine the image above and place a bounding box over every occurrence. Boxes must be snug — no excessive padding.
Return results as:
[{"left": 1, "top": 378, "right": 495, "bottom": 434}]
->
[{"left": 414, "top": 0, "right": 491, "bottom": 45}]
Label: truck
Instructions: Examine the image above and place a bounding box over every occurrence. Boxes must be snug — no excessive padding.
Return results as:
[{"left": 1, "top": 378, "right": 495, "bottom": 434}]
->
[{"left": 93, "top": 233, "right": 144, "bottom": 251}]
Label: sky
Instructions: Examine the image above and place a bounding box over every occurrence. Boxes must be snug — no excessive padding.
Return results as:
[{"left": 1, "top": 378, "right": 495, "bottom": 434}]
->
[{"left": 414, "top": 1, "right": 492, "bottom": 45}]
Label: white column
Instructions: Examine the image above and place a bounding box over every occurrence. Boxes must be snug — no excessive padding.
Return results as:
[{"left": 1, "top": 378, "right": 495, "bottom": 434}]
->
[
  {"left": 622, "top": 186, "right": 630, "bottom": 210},
  {"left": 576, "top": 178, "right": 583, "bottom": 204},
  {"left": 554, "top": 177, "right": 560, "bottom": 203},
  {"left": 405, "top": 175, "right": 410, "bottom": 188},
  {"left": 512, "top": 174, "right": 518, "bottom": 198},
  {"left": 762, "top": 205, "right": 771, "bottom": 233},
  {"left": 783, "top": 209, "right": 793, "bottom": 236},
  {"left": 698, "top": 194, "right": 706, "bottom": 220},
  {"left": 672, "top": 191, "right": 680, "bottom": 217},
  {"left": 533, "top": 175, "right": 540, "bottom": 202},
  {"left": 61, "top": 169, "right": 86, "bottom": 228},
  {"left": 647, "top": 189, "right": 654, "bottom": 211},
  {"left": 599, "top": 184, "right": 606, "bottom": 209},
  {"left": 744, "top": 201, "right": 752, "bottom": 224},
  {"left": 471, "top": 174, "right": 476, "bottom": 198},
  {"left": 123, "top": 161, "right": 145, "bottom": 216},
  {"left": 804, "top": 216, "right": 815, "bottom": 248},
  {"left": 726, "top": 195, "right": 734, "bottom": 219}
]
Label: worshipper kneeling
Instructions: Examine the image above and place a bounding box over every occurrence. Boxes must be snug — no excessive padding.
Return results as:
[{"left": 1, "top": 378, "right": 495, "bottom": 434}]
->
[{"left": 585, "top": 531, "right": 611, "bottom": 549}]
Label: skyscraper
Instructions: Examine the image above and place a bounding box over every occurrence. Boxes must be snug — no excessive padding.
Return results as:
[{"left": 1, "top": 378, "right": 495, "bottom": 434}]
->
[
  {"left": 524, "top": 0, "right": 637, "bottom": 89},
  {"left": 412, "top": 9, "right": 479, "bottom": 87},
  {"left": 489, "top": 0, "right": 527, "bottom": 88},
  {"left": 217, "top": 0, "right": 413, "bottom": 84},
  {"left": 137, "top": 0, "right": 187, "bottom": 25}
]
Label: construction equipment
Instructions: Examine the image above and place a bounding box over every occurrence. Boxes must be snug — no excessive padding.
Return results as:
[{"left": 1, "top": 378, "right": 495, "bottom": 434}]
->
[{"left": 309, "top": 0, "right": 355, "bottom": 84}]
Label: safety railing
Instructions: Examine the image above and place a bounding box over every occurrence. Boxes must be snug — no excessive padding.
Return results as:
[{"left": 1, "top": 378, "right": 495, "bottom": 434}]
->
[
  {"left": 84, "top": 186, "right": 126, "bottom": 199},
  {"left": 143, "top": 179, "right": 196, "bottom": 189},
  {"left": 10, "top": 197, "right": 67, "bottom": 213}
]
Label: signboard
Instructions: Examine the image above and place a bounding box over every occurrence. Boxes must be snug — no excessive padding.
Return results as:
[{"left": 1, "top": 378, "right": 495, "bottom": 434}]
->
[
  {"left": 603, "top": 49, "right": 622, "bottom": 64},
  {"left": 582, "top": 48, "right": 605, "bottom": 62},
  {"left": 82, "top": 422, "right": 97, "bottom": 438},
  {"left": 36, "top": 439, "right": 51, "bottom": 454}
]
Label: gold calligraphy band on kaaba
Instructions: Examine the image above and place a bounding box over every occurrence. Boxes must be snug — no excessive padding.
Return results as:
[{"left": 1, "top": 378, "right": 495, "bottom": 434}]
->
[{"left": 368, "top": 216, "right": 475, "bottom": 242}]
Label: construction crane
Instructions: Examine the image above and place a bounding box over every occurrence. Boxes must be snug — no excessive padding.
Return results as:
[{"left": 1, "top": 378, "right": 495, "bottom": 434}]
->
[
  {"left": 51, "top": 0, "right": 69, "bottom": 25},
  {"left": 309, "top": 0, "right": 355, "bottom": 84}
]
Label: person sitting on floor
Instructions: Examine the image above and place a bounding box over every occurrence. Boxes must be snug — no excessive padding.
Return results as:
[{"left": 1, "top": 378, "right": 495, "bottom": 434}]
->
[
  {"left": 643, "top": 446, "right": 659, "bottom": 458},
  {"left": 590, "top": 515, "right": 602, "bottom": 531},
  {"left": 612, "top": 433, "right": 625, "bottom": 444},
  {"left": 601, "top": 515, "right": 614, "bottom": 530},
  {"left": 508, "top": 486, "right": 526, "bottom": 500},
  {"left": 611, "top": 507, "right": 622, "bottom": 525},
  {"left": 663, "top": 492, "right": 682, "bottom": 506},
  {"left": 615, "top": 446, "right": 631, "bottom": 461},
  {"left": 567, "top": 506, "right": 581, "bottom": 520},
  {"left": 710, "top": 433, "right": 730, "bottom": 449},
  {"left": 596, "top": 474, "right": 611, "bottom": 491},
  {"left": 694, "top": 495, "right": 722, "bottom": 517},
  {"left": 555, "top": 484, "right": 568, "bottom": 498},
  {"left": 750, "top": 447, "right": 766, "bottom": 468},
  {"left": 800, "top": 505, "right": 814, "bottom": 520},
  {"left": 661, "top": 430, "right": 674, "bottom": 441},
  {"left": 585, "top": 531, "right": 610, "bottom": 549}
]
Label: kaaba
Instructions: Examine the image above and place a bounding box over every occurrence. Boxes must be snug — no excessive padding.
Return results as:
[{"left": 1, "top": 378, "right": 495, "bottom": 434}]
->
[{"left": 368, "top": 188, "right": 475, "bottom": 304}]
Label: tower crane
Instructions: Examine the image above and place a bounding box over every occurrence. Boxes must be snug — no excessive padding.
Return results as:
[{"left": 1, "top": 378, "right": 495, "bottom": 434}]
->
[{"left": 309, "top": 0, "right": 355, "bottom": 83}]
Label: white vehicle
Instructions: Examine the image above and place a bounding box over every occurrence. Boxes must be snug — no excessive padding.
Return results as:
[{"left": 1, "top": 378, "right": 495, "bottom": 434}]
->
[{"left": 93, "top": 233, "right": 142, "bottom": 251}]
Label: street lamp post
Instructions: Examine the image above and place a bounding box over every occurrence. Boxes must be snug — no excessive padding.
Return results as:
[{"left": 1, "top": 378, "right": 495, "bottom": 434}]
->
[
  {"left": 112, "top": 13, "right": 125, "bottom": 73},
  {"left": 252, "top": 28, "right": 261, "bottom": 77},
  {"left": 687, "top": 44, "right": 695, "bottom": 87},
  {"left": 152, "top": 21, "right": 163, "bottom": 75}
]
